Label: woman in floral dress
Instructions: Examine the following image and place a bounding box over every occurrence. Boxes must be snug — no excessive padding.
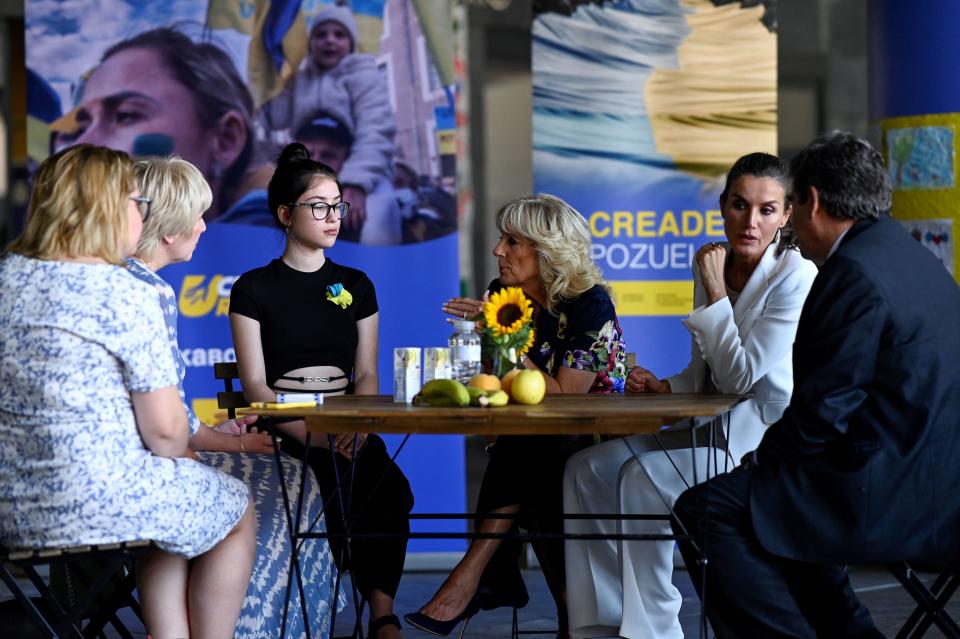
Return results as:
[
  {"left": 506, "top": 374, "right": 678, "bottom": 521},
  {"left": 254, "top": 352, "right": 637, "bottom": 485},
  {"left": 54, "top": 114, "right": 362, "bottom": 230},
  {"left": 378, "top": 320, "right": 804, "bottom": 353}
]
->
[
  {"left": 0, "top": 144, "right": 255, "bottom": 638},
  {"left": 407, "top": 194, "right": 627, "bottom": 639}
]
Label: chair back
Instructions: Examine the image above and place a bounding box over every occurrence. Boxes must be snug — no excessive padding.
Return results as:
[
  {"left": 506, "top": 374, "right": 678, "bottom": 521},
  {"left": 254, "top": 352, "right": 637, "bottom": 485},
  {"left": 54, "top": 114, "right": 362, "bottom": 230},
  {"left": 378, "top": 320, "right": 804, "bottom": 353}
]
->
[{"left": 214, "top": 362, "right": 247, "bottom": 419}]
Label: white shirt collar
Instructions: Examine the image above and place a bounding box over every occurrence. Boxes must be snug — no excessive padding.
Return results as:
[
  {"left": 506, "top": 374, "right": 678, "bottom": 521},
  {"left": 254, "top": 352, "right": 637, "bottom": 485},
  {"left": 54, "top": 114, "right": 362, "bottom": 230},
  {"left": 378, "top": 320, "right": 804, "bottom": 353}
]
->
[{"left": 826, "top": 225, "right": 852, "bottom": 261}]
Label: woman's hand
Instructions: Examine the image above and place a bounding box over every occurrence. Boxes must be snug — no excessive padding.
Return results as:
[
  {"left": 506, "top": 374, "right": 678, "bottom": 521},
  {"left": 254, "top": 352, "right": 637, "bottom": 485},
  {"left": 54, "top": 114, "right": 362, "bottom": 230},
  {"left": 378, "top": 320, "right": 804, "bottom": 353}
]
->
[
  {"left": 214, "top": 414, "right": 259, "bottom": 435},
  {"left": 333, "top": 432, "right": 368, "bottom": 460},
  {"left": 442, "top": 292, "right": 488, "bottom": 321},
  {"left": 696, "top": 242, "right": 728, "bottom": 305},
  {"left": 238, "top": 428, "right": 275, "bottom": 454},
  {"left": 626, "top": 366, "right": 671, "bottom": 394}
]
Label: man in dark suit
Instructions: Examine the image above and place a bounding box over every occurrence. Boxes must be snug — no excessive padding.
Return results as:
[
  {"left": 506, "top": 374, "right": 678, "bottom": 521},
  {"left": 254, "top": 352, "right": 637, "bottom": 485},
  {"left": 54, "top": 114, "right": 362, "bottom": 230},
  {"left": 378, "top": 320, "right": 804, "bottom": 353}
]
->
[{"left": 672, "top": 131, "right": 960, "bottom": 638}]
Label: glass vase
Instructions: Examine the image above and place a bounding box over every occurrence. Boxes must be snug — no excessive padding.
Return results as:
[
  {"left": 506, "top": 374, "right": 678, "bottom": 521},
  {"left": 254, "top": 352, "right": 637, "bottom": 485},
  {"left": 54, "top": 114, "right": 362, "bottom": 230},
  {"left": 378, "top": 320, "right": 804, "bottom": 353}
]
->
[{"left": 493, "top": 347, "right": 520, "bottom": 379}]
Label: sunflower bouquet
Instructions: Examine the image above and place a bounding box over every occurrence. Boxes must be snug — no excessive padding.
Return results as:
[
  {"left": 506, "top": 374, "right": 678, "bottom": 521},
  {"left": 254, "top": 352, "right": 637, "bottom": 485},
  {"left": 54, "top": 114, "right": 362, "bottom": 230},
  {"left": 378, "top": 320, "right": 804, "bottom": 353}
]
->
[{"left": 476, "top": 287, "right": 536, "bottom": 378}]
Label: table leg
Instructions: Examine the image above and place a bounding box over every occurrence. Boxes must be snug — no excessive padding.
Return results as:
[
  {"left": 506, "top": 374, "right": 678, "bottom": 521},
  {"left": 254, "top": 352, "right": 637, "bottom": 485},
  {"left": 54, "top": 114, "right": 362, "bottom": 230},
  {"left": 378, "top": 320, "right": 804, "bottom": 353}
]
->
[
  {"left": 697, "top": 417, "right": 722, "bottom": 639},
  {"left": 268, "top": 424, "right": 296, "bottom": 639},
  {"left": 724, "top": 413, "right": 732, "bottom": 473},
  {"left": 327, "top": 434, "right": 367, "bottom": 639},
  {"left": 689, "top": 425, "right": 698, "bottom": 487},
  {"left": 294, "top": 433, "right": 314, "bottom": 639}
]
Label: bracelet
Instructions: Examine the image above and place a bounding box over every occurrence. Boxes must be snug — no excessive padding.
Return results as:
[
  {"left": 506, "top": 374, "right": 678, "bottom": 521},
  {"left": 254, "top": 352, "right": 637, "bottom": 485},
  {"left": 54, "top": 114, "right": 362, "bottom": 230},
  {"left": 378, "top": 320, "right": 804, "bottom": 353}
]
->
[{"left": 239, "top": 437, "right": 246, "bottom": 454}]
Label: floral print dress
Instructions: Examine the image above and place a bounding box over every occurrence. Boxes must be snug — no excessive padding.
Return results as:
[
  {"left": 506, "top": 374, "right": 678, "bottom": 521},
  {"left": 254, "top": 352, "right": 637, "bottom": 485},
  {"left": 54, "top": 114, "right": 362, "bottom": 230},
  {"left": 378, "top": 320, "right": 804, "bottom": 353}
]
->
[
  {"left": 0, "top": 254, "right": 247, "bottom": 558},
  {"left": 527, "top": 284, "right": 627, "bottom": 393}
]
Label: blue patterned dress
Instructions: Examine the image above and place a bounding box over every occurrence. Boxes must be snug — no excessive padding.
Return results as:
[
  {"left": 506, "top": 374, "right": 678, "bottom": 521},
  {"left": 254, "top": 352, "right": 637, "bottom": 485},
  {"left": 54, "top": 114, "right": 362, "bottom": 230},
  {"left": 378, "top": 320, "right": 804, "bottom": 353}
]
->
[
  {"left": 125, "top": 259, "right": 344, "bottom": 638},
  {"left": 0, "top": 254, "right": 248, "bottom": 557}
]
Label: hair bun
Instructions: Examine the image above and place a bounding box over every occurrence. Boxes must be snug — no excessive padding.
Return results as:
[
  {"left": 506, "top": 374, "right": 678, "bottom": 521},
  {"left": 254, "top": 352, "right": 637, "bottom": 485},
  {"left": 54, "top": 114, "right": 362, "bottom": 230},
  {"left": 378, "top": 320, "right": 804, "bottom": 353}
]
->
[{"left": 277, "top": 142, "right": 311, "bottom": 166}]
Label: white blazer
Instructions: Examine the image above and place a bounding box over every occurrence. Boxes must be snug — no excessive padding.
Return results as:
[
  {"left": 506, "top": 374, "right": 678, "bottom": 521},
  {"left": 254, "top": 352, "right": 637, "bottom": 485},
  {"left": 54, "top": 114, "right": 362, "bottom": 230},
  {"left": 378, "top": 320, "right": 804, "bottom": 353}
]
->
[{"left": 666, "top": 242, "right": 818, "bottom": 461}]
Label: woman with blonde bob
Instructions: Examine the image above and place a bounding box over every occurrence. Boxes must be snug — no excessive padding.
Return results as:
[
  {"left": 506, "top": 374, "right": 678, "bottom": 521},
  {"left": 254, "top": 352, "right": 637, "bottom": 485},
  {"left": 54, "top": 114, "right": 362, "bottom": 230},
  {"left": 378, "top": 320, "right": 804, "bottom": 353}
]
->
[
  {"left": 407, "top": 194, "right": 628, "bottom": 638},
  {"left": 0, "top": 145, "right": 255, "bottom": 639},
  {"left": 127, "top": 155, "right": 343, "bottom": 637}
]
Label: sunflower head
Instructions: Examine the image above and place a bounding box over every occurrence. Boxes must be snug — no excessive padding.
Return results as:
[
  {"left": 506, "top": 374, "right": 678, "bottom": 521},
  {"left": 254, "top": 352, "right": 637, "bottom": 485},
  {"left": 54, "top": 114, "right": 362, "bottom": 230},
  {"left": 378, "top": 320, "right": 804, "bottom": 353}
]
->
[{"left": 482, "top": 287, "right": 533, "bottom": 337}]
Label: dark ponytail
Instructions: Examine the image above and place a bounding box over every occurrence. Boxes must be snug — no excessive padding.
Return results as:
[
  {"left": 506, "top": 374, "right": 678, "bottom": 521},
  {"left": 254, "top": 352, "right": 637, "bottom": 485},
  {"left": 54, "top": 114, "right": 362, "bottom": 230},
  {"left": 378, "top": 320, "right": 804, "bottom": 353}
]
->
[{"left": 267, "top": 142, "right": 342, "bottom": 229}]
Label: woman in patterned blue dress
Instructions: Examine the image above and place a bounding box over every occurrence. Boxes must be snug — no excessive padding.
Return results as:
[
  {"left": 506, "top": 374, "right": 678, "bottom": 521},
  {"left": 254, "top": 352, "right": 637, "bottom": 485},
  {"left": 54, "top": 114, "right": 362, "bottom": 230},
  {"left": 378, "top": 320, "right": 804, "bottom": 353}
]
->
[
  {"left": 127, "top": 155, "right": 344, "bottom": 638},
  {"left": 0, "top": 144, "right": 256, "bottom": 638}
]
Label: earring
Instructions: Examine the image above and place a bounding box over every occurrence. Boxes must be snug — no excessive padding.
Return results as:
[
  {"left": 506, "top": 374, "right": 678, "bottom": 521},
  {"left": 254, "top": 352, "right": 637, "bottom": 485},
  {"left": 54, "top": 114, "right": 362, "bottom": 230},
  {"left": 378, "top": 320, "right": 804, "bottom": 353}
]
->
[
  {"left": 212, "top": 160, "right": 222, "bottom": 181},
  {"left": 774, "top": 227, "right": 782, "bottom": 243}
]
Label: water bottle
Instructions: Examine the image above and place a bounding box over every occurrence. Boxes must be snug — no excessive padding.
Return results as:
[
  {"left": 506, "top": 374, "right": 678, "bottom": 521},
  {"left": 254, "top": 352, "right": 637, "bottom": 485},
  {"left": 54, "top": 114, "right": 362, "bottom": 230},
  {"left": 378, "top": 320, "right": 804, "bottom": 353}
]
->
[{"left": 449, "top": 320, "right": 482, "bottom": 383}]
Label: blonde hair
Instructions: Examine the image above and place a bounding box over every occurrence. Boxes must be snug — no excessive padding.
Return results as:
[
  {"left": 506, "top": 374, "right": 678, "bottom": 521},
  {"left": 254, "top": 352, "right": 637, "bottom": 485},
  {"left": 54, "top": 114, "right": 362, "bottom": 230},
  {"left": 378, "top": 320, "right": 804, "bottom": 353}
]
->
[
  {"left": 134, "top": 156, "right": 212, "bottom": 261},
  {"left": 8, "top": 144, "right": 133, "bottom": 264},
  {"left": 496, "top": 194, "right": 605, "bottom": 312}
]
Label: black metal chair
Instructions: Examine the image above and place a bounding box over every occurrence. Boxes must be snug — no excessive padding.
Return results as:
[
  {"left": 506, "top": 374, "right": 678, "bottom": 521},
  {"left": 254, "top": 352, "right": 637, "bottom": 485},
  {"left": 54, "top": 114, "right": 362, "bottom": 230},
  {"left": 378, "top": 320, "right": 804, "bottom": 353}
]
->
[
  {"left": 0, "top": 540, "right": 151, "bottom": 638},
  {"left": 215, "top": 361, "right": 369, "bottom": 639},
  {"left": 889, "top": 550, "right": 960, "bottom": 638},
  {"left": 214, "top": 361, "right": 249, "bottom": 420}
]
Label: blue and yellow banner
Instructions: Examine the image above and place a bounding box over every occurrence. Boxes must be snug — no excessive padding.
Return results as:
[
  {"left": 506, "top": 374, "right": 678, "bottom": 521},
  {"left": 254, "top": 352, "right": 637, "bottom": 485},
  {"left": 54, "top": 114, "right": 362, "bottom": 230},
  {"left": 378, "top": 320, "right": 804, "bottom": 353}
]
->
[
  {"left": 533, "top": 0, "right": 777, "bottom": 374},
  {"left": 26, "top": 0, "right": 462, "bottom": 555}
]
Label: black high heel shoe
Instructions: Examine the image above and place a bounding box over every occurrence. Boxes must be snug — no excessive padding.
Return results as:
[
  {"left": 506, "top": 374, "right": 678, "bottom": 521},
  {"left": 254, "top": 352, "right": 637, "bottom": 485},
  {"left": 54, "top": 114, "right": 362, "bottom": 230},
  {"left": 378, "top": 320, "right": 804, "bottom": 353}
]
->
[{"left": 403, "top": 595, "right": 481, "bottom": 638}]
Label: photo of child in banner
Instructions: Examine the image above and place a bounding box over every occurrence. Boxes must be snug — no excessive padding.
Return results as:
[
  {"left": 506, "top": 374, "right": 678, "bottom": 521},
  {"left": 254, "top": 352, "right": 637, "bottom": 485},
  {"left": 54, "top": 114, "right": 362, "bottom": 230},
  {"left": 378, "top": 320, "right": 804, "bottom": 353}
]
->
[{"left": 28, "top": 0, "right": 456, "bottom": 244}]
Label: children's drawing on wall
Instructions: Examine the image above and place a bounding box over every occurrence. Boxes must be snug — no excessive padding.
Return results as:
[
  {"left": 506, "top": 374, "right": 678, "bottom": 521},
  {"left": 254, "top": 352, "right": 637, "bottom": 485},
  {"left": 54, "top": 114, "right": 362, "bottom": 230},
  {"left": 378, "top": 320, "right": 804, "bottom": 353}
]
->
[{"left": 901, "top": 218, "right": 953, "bottom": 275}]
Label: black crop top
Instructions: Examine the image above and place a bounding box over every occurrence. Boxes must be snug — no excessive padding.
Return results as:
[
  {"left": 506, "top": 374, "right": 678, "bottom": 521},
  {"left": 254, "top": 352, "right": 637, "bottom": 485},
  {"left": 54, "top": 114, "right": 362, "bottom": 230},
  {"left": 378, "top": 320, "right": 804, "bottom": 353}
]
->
[{"left": 230, "top": 258, "right": 378, "bottom": 389}]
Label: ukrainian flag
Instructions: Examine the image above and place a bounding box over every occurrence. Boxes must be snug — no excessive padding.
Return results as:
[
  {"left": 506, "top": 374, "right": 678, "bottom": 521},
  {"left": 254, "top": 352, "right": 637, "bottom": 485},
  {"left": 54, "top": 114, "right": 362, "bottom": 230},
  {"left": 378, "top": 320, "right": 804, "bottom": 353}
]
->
[
  {"left": 412, "top": 0, "right": 454, "bottom": 86},
  {"left": 247, "top": 0, "right": 307, "bottom": 107},
  {"left": 206, "top": 0, "right": 256, "bottom": 34},
  {"left": 27, "top": 68, "right": 61, "bottom": 164}
]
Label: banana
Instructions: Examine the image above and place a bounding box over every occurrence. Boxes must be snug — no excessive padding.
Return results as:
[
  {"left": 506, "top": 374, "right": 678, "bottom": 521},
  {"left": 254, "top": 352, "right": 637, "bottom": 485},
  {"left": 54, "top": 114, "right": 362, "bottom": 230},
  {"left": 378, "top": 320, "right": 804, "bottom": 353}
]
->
[
  {"left": 475, "top": 388, "right": 510, "bottom": 407},
  {"left": 418, "top": 379, "right": 471, "bottom": 407},
  {"left": 485, "top": 389, "right": 509, "bottom": 407},
  {"left": 467, "top": 387, "right": 487, "bottom": 406},
  {"left": 421, "top": 394, "right": 460, "bottom": 407}
]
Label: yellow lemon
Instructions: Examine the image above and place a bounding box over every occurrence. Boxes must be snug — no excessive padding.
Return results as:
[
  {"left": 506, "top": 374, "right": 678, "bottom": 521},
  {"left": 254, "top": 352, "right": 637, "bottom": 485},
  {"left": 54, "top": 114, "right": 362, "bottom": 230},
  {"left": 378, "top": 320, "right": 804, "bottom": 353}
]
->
[
  {"left": 468, "top": 373, "right": 501, "bottom": 392},
  {"left": 500, "top": 369, "right": 523, "bottom": 396},
  {"left": 511, "top": 370, "right": 546, "bottom": 405}
]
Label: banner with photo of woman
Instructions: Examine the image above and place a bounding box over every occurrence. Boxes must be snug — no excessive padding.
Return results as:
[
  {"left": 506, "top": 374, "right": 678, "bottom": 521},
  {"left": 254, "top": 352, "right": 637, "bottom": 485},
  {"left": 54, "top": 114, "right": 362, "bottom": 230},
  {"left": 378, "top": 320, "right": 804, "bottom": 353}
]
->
[
  {"left": 533, "top": 0, "right": 777, "bottom": 375},
  {"left": 26, "top": 0, "right": 463, "bottom": 554}
]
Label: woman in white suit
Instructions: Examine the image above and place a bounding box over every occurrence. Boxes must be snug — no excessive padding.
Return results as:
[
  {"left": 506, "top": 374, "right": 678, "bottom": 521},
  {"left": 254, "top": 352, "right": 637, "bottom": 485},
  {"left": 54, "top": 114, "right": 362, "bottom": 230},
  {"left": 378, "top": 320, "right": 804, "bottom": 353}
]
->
[{"left": 564, "top": 153, "right": 818, "bottom": 639}]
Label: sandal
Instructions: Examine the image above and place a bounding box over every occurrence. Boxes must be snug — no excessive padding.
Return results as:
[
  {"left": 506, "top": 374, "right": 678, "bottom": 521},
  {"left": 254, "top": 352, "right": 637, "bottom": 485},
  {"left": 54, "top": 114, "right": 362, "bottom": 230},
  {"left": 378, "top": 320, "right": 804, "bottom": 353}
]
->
[{"left": 369, "top": 614, "right": 402, "bottom": 638}]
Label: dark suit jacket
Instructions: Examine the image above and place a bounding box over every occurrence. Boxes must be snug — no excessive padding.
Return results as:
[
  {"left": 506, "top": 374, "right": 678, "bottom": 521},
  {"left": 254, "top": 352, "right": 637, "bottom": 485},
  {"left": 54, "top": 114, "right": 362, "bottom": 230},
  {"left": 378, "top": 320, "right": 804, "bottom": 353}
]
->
[{"left": 750, "top": 216, "right": 960, "bottom": 564}]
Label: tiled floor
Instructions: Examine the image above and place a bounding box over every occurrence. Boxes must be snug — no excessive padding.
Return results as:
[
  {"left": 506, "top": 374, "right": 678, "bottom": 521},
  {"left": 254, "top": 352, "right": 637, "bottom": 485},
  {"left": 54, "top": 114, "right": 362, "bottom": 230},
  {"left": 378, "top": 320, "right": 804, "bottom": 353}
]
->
[{"left": 3, "top": 563, "right": 958, "bottom": 638}]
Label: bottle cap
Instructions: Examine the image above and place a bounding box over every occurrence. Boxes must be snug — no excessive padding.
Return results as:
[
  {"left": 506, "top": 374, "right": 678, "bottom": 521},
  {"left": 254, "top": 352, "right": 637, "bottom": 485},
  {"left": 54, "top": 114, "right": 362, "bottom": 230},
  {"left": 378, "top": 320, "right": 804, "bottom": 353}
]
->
[{"left": 453, "top": 320, "right": 476, "bottom": 331}]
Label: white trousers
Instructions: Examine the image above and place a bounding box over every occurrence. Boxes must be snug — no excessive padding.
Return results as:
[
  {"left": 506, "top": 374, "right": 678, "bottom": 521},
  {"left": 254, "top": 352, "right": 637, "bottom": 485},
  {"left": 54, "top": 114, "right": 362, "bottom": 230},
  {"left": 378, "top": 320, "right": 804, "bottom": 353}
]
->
[{"left": 564, "top": 429, "right": 731, "bottom": 639}]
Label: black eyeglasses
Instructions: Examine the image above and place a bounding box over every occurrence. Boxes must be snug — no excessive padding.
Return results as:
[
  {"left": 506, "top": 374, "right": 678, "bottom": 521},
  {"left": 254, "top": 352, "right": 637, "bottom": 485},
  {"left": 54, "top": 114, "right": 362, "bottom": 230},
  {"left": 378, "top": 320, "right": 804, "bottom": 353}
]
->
[
  {"left": 129, "top": 196, "right": 152, "bottom": 222},
  {"left": 290, "top": 201, "right": 350, "bottom": 222}
]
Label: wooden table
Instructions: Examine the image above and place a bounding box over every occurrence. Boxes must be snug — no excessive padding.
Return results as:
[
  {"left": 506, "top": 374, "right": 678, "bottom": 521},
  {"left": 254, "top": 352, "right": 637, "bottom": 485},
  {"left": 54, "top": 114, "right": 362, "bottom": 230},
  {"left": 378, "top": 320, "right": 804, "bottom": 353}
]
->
[
  {"left": 245, "top": 392, "right": 745, "bottom": 435},
  {"left": 244, "top": 392, "right": 745, "bottom": 639}
]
